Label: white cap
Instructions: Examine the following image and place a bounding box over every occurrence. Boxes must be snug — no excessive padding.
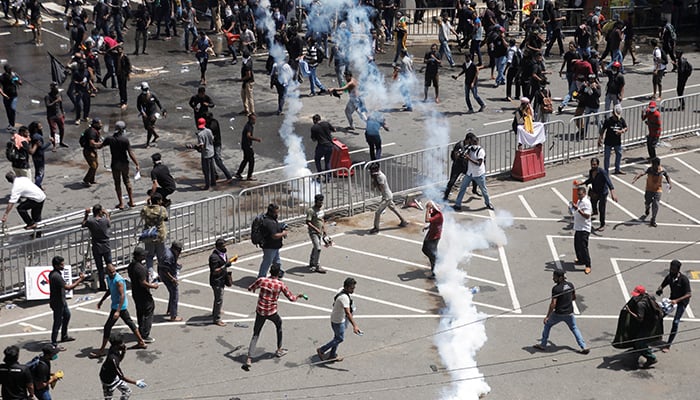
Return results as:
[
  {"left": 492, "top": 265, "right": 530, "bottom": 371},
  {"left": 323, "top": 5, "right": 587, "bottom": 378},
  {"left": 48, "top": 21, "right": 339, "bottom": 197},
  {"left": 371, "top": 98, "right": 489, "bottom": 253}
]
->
[{"left": 141, "top": 82, "right": 149, "bottom": 91}]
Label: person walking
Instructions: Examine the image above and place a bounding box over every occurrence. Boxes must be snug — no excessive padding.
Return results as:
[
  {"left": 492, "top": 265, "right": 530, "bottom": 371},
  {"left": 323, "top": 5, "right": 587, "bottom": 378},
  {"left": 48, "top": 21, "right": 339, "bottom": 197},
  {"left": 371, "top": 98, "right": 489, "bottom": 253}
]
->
[
  {"left": 582, "top": 158, "right": 618, "bottom": 232},
  {"left": 306, "top": 194, "right": 328, "bottom": 274},
  {"left": 48, "top": 255, "right": 85, "bottom": 351},
  {"left": 598, "top": 104, "right": 627, "bottom": 175},
  {"left": 0, "top": 345, "right": 34, "bottom": 399},
  {"left": 190, "top": 118, "right": 216, "bottom": 189},
  {"left": 437, "top": 13, "right": 457, "bottom": 67},
  {"left": 81, "top": 118, "right": 102, "bottom": 187},
  {"left": 132, "top": 3, "right": 150, "bottom": 55},
  {"left": 90, "top": 264, "right": 147, "bottom": 358},
  {"left": 1, "top": 171, "right": 46, "bottom": 230},
  {"left": 99, "top": 333, "right": 146, "bottom": 400},
  {"left": 423, "top": 43, "right": 441, "bottom": 104},
  {"left": 10, "top": 126, "right": 32, "bottom": 180},
  {"left": 44, "top": 83, "right": 67, "bottom": 149},
  {"left": 316, "top": 277, "right": 360, "bottom": 362},
  {"left": 136, "top": 82, "right": 166, "bottom": 147},
  {"left": 453, "top": 133, "right": 495, "bottom": 211},
  {"left": 205, "top": 112, "right": 234, "bottom": 184},
  {"left": 158, "top": 241, "right": 183, "bottom": 322},
  {"left": 616, "top": 285, "right": 662, "bottom": 367},
  {"left": 235, "top": 113, "right": 261, "bottom": 181},
  {"left": 365, "top": 111, "right": 389, "bottom": 161},
  {"left": 642, "top": 100, "right": 662, "bottom": 161},
  {"left": 100, "top": 121, "right": 140, "bottom": 209},
  {"left": 189, "top": 86, "right": 214, "bottom": 122},
  {"left": 675, "top": 51, "right": 692, "bottom": 111},
  {"left": 270, "top": 58, "right": 293, "bottom": 115},
  {"left": 209, "top": 238, "right": 235, "bottom": 327},
  {"left": 243, "top": 263, "right": 302, "bottom": 371},
  {"left": 305, "top": 38, "right": 328, "bottom": 96},
  {"left": 127, "top": 247, "right": 158, "bottom": 344},
  {"left": 0, "top": 64, "right": 21, "bottom": 133},
  {"left": 148, "top": 153, "right": 176, "bottom": 207},
  {"left": 656, "top": 259, "right": 692, "bottom": 352},
  {"left": 310, "top": 114, "right": 335, "bottom": 177},
  {"left": 140, "top": 193, "right": 169, "bottom": 280},
  {"left": 422, "top": 201, "right": 443, "bottom": 279},
  {"left": 194, "top": 30, "right": 212, "bottom": 86},
  {"left": 257, "top": 203, "right": 288, "bottom": 278},
  {"left": 569, "top": 186, "right": 592, "bottom": 274},
  {"left": 240, "top": 50, "right": 255, "bottom": 115},
  {"left": 632, "top": 157, "right": 672, "bottom": 227},
  {"left": 28, "top": 121, "right": 51, "bottom": 190},
  {"left": 444, "top": 130, "right": 479, "bottom": 200},
  {"left": 452, "top": 54, "right": 486, "bottom": 114},
  {"left": 533, "top": 270, "right": 590, "bottom": 354},
  {"left": 368, "top": 163, "right": 408, "bottom": 234},
  {"left": 329, "top": 71, "right": 367, "bottom": 131},
  {"left": 650, "top": 39, "right": 666, "bottom": 100},
  {"left": 603, "top": 61, "right": 624, "bottom": 112},
  {"left": 114, "top": 47, "right": 132, "bottom": 110},
  {"left": 31, "top": 344, "right": 62, "bottom": 400},
  {"left": 82, "top": 204, "right": 111, "bottom": 291}
]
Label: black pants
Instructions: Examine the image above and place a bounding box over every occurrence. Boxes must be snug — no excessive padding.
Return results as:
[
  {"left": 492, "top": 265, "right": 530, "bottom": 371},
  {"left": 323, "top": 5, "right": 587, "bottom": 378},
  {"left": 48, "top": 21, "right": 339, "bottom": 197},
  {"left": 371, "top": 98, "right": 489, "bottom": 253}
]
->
[
  {"left": 574, "top": 230, "right": 591, "bottom": 268},
  {"left": 365, "top": 133, "right": 382, "bottom": 160},
  {"left": 134, "top": 297, "right": 154, "bottom": 339},
  {"left": 422, "top": 238, "right": 439, "bottom": 272},
  {"left": 590, "top": 192, "right": 608, "bottom": 227},
  {"left": 545, "top": 27, "right": 564, "bottom": 56},
  {"left": 201, "top": 156, "right": 216, "bottom": 188},
  {"left": 117, "top": 76, "right": 128, "bottom": 106},
  {"left": 102, "top": 308, "right": 139, "bottom": 341},
  {"left": 17, "top": 199, "right": 44, "bottom": 225},
  {"left": 677, "top": 75, "right": 689, "bottom": 109},
  {"left": 237, "top": 147, "right": 255, "bottom": 178},
  {"left": 74, "top": 90, "right": 91, "bottom": 120},
  {"left": 506, "top": 69, "right": 521, "bottom": 99},
  {"left": 444, "top": 162, "right": 476, "bottom": 200},
  {"left": 646, "top": 135, "right": 658, "bottom": 160},
  {"left": 211, "top": 284, "right": 224, "bottom": 323},
  {"left": 247, "top": 312, "right": 283, "bottom": 357}
]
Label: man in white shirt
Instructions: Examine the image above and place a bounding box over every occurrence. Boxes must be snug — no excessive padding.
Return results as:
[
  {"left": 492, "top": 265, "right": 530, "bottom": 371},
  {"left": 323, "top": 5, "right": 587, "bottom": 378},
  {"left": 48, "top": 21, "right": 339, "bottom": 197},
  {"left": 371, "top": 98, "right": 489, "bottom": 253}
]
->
[
  {"left": 438, "top": 14, "right": 457, "bottom": 67},
  {"left": 2, "top": 171, "right": 46, "bottom": 229},
  {"left": 570, "top": 186, "right": 592, "bottom": 274},
  {"left": 368, "top": 163, "right": 408, "bottom": 234},
  {"left": 452, "top": 133, "right": 494, "bottom": 211},
  {"left": 650, "top": 39, "right": 667, "bottom": 100},
  {"left": 316, "top": 278, "right": 360, "bottom": 362}
]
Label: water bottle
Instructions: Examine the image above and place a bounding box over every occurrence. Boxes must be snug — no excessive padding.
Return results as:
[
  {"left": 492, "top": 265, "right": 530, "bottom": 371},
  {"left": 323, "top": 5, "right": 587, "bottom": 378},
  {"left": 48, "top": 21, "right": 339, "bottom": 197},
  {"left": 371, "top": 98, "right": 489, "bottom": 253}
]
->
[{"left": 470, "top": 286, "right": 480, "bottom": 295}]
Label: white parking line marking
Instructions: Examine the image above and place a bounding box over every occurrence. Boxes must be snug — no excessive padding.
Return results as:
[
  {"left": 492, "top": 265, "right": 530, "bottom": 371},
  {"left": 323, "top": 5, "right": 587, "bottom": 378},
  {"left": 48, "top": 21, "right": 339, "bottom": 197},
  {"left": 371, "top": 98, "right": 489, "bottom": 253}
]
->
[
  {"left": 152, "top": 297, "right": 249, "bottom": 317},
  {"left": 457, "top": 212, "right": 700, "bottom": 228},
  {"left": 378, "top": 233, "right": 499, "bottom": 261},
  {"left": 18, "top": 322, "right": 47, "bottom": 331},
  {"left": 518, "top": 195, "right": 537, "bottom": 218},
  {"left": 548, "top": 235, "right": 699, "bottom": 245},
  {"left": 496, "top": 238, "right": 521, "bottom": 313},
  {"left": 611, "top": 258, "right": 631, "bottom": 303},
  {"left": 671, "top": 180, "right": 700, "bottom": 200},
  {"left": 674, "top": 157, "right": 700, "bottom": 176},
  {"left": 76, "top": 307, "right": 110, "bottom": 316},
  {"left": 546, "top": 235, "right": 579, "bottom": 315},
  {"left": 610, "top": 175, "right": 700, "bottom": 225},
  {"left": 608, "top": 197, "right": 639, "bottom": 220}
]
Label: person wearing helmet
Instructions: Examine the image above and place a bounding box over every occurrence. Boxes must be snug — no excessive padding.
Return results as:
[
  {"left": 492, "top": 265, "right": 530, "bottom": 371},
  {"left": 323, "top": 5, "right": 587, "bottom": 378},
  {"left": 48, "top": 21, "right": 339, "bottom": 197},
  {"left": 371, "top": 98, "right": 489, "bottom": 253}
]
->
[
  {"left": 603, "top": 61, "right": 624, "bottom": 112},
  {"left": 136, "top": 82, "right": 166, "bottom": 147}
]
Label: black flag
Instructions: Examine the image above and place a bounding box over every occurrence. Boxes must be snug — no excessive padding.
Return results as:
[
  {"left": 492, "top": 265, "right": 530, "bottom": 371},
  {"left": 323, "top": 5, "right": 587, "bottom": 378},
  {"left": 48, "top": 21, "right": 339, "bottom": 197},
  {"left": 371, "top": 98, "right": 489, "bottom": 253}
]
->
[{"left": 48, "top": 52, "right": 68, "bottom": 86}]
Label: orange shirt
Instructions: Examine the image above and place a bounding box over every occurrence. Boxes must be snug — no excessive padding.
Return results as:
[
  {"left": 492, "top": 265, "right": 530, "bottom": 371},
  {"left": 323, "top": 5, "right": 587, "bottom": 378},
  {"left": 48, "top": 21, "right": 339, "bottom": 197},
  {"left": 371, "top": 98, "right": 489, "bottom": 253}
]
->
[{"left": 644, "top": 166, "right": 668, "bottom": 193}]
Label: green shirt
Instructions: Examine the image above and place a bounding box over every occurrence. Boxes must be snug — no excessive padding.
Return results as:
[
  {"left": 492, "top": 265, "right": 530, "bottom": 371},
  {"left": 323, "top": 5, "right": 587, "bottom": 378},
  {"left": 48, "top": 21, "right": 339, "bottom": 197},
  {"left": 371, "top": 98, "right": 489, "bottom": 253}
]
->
[{"left": 306, "top": 205, "right": 324, "bottom": 233}]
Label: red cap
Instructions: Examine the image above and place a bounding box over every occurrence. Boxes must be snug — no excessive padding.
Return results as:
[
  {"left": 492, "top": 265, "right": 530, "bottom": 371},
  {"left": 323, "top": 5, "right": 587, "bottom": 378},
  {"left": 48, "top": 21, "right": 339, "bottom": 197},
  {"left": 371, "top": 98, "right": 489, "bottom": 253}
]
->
[
  {"left": 649, "top": 101, "right": 657, "bottom": 108},
  {"left": 197, "top": 118, "right": 207, "bottom": 129},
  {"left": 631, "top": 285, "right": 646, "bottom": 297}
]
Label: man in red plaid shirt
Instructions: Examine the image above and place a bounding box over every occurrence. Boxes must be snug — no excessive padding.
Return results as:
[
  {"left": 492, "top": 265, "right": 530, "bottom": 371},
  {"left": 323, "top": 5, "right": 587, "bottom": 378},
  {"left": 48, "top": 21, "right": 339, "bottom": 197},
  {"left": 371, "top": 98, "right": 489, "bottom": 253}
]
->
[{"left": 242, "top": 263, "right": 303, "bottom": 371}]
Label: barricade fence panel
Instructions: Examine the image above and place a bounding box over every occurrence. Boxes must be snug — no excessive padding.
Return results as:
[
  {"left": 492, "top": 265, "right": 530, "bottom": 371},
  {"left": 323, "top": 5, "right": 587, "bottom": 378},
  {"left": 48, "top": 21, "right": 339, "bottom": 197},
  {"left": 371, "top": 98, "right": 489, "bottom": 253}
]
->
[{"left": 660, "top": 93, "right": 700, "bottom": 139}]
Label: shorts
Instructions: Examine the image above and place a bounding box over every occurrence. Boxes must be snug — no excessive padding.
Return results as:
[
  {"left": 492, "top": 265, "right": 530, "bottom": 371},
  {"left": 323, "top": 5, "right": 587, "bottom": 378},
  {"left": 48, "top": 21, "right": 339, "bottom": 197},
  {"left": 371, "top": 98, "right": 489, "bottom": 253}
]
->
[
  {"left": 424, "top": 74, "right": 439, "bottom": 88},
  {"left": 111, "top": 163, "right": 132, "bottom": 190}
]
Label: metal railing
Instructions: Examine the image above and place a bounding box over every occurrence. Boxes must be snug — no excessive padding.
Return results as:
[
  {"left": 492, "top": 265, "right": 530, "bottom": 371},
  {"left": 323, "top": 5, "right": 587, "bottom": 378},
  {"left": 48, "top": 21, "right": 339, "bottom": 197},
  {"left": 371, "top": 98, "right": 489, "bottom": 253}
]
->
[{"left": 2, "top": 92, "right": 699, "bottom": 299}]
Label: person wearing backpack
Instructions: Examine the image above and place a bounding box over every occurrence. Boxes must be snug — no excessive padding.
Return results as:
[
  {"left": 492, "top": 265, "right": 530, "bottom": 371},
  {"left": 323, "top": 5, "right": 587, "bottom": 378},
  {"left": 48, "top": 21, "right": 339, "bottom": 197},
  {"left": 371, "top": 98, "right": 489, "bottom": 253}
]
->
[
  {"left": 257, "top": 203, "right": 288, "bottom": 278},
  {"left": 0, "top": 345, "right": 34, "bottom": 399},
  {"left": 675, "top": 50, "right": 693, "bottom": 111},
  {"left": 30, "top": 344, "right": 62, "bottom": 400},
  {"left": 661, "top": 22, "right": 677, "bottom": 71},
  {"left": 650, "top": 39, "right": 667, "bottom": 101},
  {"left": 505, "top": 38, "right": 522, "bottom": 101},
  {"left": 316, "top": 277, "right": 360, "bottom": 362}
]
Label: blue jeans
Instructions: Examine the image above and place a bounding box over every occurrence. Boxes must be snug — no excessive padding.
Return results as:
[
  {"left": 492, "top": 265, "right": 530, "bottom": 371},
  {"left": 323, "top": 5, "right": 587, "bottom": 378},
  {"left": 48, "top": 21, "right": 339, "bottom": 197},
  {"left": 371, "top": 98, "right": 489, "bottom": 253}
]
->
[
  {"left": 603, "top": 145, "right": 622, "bottom": 173},
  {"left": 464, "top": 84, "right": 485, "bottom": 111},
  {"left": 35, "top": 388, "right": 51, "bottom": 400},
  {"left": 495, "top": 56, "right": 507, "bottom": 85},
  {"left": 454, "top": 174, "right": 491, "bottom": 208},
  {"left": 439, "top": 39, "right": 454, "bottom": 66},
  {"left": 309, "top": 66, "right": 326, "bottom": 94},
  {"left": 184, "top": 26, "right": 197, "bottom": 51},
  {"left": 667, "top": 302, "right": 687, "bottom": 344},
  {"left": 51, "top": 303, "right": 71, "bottom": 346},
  {"left": 145, "top": 241, "right": 167, "bottom": 275},
  {"left": 561, "top": 80, "right": 578, "bottom": 107},
  {"left": 319, "top": 321, "right": 345, "bottom": 359},
  {"left": 540, "top": 313, "right": 586, "bottom": 349},
  {"left": 314, "top": 144, "right": 333, "bottom": 173},
  {"left": 604, "top": 93, "right": 620, "bottom": 113},
  {"left": 3, "top": 96, "right": 17, "bottom": 127},
  {"left": 258, "top": 248, "right": 281, "bottom": 278},
  {"left": 34, "top": 159, "right": 45, "bottom": 188},
  {"left": 607, "top": 49, "right": 624, "bottom": 71}
]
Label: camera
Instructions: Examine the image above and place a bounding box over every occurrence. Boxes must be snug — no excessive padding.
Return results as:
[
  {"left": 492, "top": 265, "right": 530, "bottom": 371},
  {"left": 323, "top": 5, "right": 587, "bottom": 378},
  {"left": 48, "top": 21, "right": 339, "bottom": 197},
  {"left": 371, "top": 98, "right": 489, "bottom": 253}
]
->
[{"left": 279, "top": 222, "right": 289, "bottom": 231}]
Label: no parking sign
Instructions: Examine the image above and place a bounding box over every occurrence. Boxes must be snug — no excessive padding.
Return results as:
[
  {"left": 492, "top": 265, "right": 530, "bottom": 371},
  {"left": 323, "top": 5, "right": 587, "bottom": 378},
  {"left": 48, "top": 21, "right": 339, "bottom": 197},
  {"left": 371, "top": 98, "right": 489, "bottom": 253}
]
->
[{"left": 24, "top": 265, "right": 73, "bottom": 301}]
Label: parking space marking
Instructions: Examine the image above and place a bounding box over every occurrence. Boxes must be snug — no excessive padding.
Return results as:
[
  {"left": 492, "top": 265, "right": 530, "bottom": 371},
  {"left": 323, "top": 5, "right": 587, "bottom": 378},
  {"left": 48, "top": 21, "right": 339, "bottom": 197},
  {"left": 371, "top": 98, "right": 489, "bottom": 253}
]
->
[
  {"left": 76, "top": 307, "right": 110, "bottom": 317},
  {"left": 674, "top": 157, "right": 700, "bottom": 176},
  {"left": 611, "top": 258, "right": 632, "bottom": 303},
  {"left": 608, "top": 197, "right": 639, "bottom": 220},
  {"left": 152, "top": 297, "right": 250, "bottom": 318},
  {"left": 497, "top": 239, "right": 522, "bottom": 313},
  {"left": 671, "top": 180, "right": 700, "bottom": 200},
  {"left": 18, "top": 322, "right": 46, "bottom": 331},
  {"left": 550, "top": 186, "right": 571, "bottom": 206},
  {"left": 610, "top": 175, "right": 700, "bottom": 225},
  {"left": 518, "top": 195, "right": 537, "bottom": 218},
  {"left": 377, "top": 233, "right": 499, "bottom": 262},
  {"left": 548, "top": 235, "right": 699, "bottom": 246},
  {"left": 546, "top": 235, "right": 580, "bottom": 315}
]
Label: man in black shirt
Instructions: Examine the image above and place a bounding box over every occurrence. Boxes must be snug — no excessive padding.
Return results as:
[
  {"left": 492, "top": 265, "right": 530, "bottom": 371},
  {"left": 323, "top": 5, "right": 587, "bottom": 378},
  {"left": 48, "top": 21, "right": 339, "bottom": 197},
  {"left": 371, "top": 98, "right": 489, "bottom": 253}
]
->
[
  {"left": 149, "top": 153, "right": 176, "bottom": 206},
  {"left": 656, "top": 259, "right": 692, "bottom": 352},
  {"left": 582, "top": 158, "right": 618, "bottom": 231},
  {"left": 310, "top": 114, "right": 335, "bottom": 176},
  {"left": 235, "top": 113, "right": 261, "bottom": 181},
  {"left": 452, "top": 54, "right": 485, "bottom": 113},
  {"left": 205, "top": 112, "right": 234, "bottom": 183},
  {"left": 99, "top": 334, "right": 142, "bottom": 399},
  {"left": 533, "top": 270, "right": 590, "bottom": 354},
  {"left": 258, "top": 203, "right": 288, "bottom": 278},
  {"left": 49, "top": 256, "right": 85, "bottom": 350},
  {"left": 133, "top": 4, "right": 151, "bottom": 55},
  {"left": 99, "top": 121, "right": 140, "bottom": 210},
  {"left": 209, "top": 238, "right": 234, "bottom": 326},
  {"left": 136, "top": 82, "right": 166, "bottom": 147},
  {"left": 0, "top": 345, "right": 34, "bottom": 399},
  {"left": 603, "top": 61, "right": 624, "bottom": 112},
  {"left": 0, "top": 64, "right": 22, "bottom": 133},
  {"left": 32, "top": 344, "right": 61, "bottom": 400},
  {"left": 158, "top": 241, "right": 183, "bottom": 321},
  {"left": 82, "top": 118, "right": 102, "bottom": 186},
  {"left": 127, "top": 247, "right": 159, "bottom": 343},
  {"left": 188, "top": 86, "right": 214, "bottom": 122},
  {"left": 598, "top": 104, "right": 627, "bottom": 175},
  {"left": 82, "top": 204, "right": 111, "bottom": 290},
  {"left": 423, "top": 43, "right": 441, "bottom": 103}
]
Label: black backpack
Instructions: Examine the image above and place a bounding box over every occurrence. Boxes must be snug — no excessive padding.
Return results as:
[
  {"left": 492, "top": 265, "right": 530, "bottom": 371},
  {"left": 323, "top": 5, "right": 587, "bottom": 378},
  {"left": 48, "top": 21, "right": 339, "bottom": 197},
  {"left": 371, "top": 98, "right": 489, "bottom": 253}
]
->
[
  {"left": 678, "top": 58, "right": 693, "bottom": 77},
  {"left": 250, "top": 213, "right": 266, "bottom": 247},
  {"left": 659, "top": 49, "right": 669, "bottom": 66},
  {"left": 5, "top": 139, "right": 26, "bottom": 163},
  {"left": 79, "top": 128, "right": 90, "bottom": 148}
]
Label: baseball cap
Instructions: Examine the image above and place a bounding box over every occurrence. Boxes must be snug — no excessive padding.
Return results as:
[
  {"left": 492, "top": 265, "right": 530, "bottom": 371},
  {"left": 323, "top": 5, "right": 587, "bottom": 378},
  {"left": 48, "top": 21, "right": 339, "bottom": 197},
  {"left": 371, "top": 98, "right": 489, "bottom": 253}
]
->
[
  {"left": 631, "top": 285, "right": 646, "bottom": 297},
  {"left": 133, "top": 247, "right": 147, "bottom": 258},
  {"left": 649, "top": 100, "right": 657, "bottom": 108},
  {"left": 91, "top": 117, "right": 102, "bottom": 126},
  {"left": 141, "top": 82, "right": 149, "bottom": 91},
  {"left": 42, "top": 344, "right": 60, "bottom": 357},
  {"left": 115, "top": 121, "right": 126, "bottom": 130},
  {"left": 197, "top": 118, "right": 207, "bottom": 129},
  {"left": 171, "top": 241, "right": 183, "bottom": 252}
]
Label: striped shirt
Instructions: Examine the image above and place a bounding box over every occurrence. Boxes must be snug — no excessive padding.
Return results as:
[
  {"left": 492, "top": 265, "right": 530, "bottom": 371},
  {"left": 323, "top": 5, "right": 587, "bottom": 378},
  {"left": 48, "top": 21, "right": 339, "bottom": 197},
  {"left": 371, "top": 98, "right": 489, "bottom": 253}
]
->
[{"left": 248, "top": 277, "right": 297, "bottom": 316}]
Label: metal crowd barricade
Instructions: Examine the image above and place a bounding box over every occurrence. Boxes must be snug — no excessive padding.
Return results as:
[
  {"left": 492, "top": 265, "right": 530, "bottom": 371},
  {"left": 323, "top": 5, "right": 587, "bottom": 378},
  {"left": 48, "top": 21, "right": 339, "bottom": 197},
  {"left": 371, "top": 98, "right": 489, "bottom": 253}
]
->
[
  {"left": 659, "top": 93, "right": 700, "bottom": 139},
  {"left": 235, "top": 168, "right": 351, "bottom": 240},
  {"left": 477, "top": 129, "right": 516, "bottom": 176}
]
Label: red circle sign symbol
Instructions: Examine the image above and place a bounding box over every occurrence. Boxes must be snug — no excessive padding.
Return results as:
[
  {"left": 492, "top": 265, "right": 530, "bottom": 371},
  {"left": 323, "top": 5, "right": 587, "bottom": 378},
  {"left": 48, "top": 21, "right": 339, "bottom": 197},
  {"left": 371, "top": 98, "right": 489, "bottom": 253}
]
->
[{"left": 37, "top": 270, "right": 52, "bottom": 296}]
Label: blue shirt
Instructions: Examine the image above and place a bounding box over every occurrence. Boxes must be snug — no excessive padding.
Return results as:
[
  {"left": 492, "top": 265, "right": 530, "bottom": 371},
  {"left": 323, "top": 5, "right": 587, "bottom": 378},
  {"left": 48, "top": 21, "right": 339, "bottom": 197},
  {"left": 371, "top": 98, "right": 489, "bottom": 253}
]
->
[
  {"left": 107, "top": 273, "right": 128, "bottom": 310},
  {"left": 365, "top": 113, "right": 384, "bottom": 137}
]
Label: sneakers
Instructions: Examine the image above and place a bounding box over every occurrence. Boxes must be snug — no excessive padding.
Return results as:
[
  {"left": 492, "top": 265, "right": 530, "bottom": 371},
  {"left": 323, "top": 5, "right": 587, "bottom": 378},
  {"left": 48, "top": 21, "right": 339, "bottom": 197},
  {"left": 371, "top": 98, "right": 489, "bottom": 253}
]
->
[
  {"left": 316, "top": 347, "right": 326, "bottom": 361},
  {"left": 143, "top": 337, "right": 156, "bottom": 344},
  {"left": 486, "top": 204, "right": 495, "bottom": 211},
  {"left": 533, "top": 343, "right": 545, "bottom": 351},
  {"left": 368, "top": 228, "right": 379, "bottom": 234},
  {"left": 398, "top": 221, "right": 409, "bottom": 227},
  {"left": 650, "top": 221, "right": 657, "bottom": 227},
  {"left": 579, "top": 348, "right": 590, "bottom": 355},
  {"left": 452, "top": 205, "right": 462, "bottom": 211},
  {"left": 309, "top": 265, "right": 327, "bottom": 274}
]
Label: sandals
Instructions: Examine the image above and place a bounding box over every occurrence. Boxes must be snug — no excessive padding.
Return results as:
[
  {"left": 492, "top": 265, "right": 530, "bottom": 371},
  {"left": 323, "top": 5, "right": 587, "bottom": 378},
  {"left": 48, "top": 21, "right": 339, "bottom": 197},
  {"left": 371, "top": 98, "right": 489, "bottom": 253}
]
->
[
  {"left": 275, "top": 348, "right": 288, "bottom": 358},
  {"left": 129, "top": 343, "right": 147, "bottom": 350}
]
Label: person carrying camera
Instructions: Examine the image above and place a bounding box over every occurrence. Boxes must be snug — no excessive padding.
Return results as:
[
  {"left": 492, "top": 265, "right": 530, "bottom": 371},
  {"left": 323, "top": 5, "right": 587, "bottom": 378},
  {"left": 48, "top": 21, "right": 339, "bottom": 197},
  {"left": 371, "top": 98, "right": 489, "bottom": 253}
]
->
[
  {"left": 257, "top": 204, "right": 288, "bottom": 278},
  {"left": 209, "top": 238, "right": 234, "bottom": 327}
]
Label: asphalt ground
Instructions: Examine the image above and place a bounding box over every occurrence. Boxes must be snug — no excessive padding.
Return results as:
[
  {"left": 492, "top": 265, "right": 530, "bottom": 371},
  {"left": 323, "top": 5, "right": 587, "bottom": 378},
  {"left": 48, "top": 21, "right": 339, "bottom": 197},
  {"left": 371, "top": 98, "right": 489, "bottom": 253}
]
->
[{"left": 1, "top": 129, "right": 699, "bottom": 399}]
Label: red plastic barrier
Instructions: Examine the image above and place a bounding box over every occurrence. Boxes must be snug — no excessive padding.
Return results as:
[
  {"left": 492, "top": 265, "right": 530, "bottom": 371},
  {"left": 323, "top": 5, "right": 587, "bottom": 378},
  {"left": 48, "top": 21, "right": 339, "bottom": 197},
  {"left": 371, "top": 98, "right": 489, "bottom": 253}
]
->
[
  {"left": 511, "top": 144, "right": 545, "bottom": 182},
  {"left": 331, "top": 138, "right": 354, "bottom": 177}
]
